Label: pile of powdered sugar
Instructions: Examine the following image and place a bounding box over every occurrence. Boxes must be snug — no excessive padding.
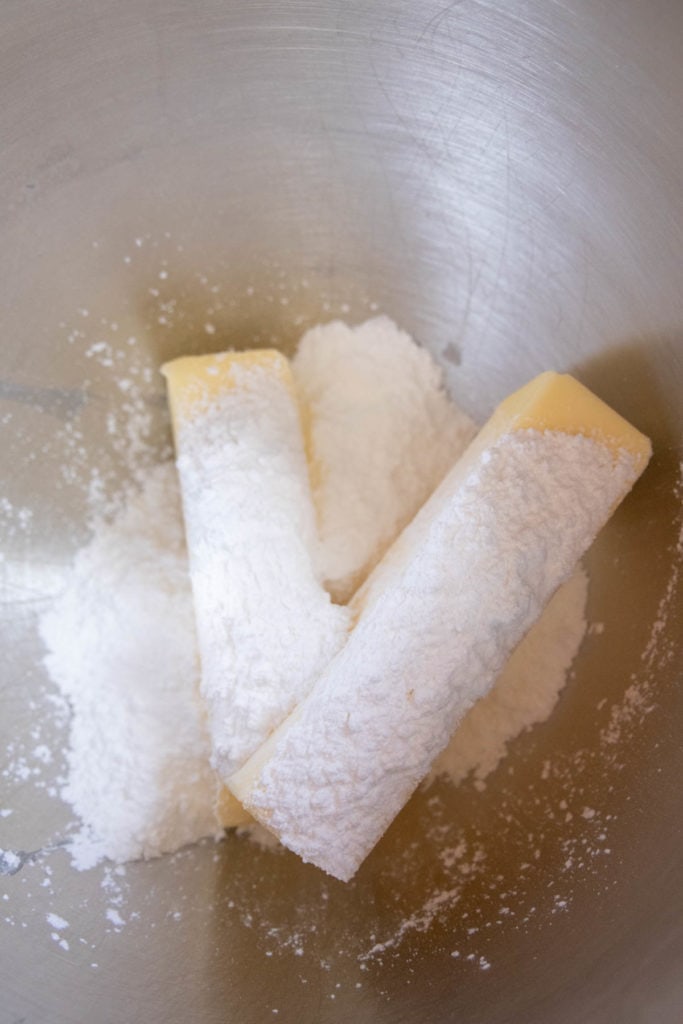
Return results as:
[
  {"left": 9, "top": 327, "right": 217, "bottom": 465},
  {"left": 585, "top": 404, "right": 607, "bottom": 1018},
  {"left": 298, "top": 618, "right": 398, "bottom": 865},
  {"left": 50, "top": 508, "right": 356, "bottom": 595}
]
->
[
  {"left": 36, "top": 318, "right": 595, "bottom": 870},
  {"left": 39, "top": 464, "right": 219, "bottom": 869},
  {"left": 293, "top": 317, "right": 476, "bottom": 601}
]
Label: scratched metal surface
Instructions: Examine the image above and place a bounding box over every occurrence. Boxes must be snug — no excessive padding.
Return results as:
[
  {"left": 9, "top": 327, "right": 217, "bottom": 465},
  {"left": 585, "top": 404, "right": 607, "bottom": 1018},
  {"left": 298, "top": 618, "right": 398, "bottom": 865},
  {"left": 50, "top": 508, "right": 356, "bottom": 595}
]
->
[{"left": 1, "top": 2, "right": 682, "bottom": 1022}]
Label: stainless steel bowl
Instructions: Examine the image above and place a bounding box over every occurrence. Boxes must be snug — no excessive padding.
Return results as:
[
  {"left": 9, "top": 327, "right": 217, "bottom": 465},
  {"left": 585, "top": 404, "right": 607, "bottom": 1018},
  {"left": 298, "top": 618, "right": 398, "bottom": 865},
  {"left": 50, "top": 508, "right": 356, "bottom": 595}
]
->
[{"left": 1, "top": 2, "right": 682, "bottom": 1022}]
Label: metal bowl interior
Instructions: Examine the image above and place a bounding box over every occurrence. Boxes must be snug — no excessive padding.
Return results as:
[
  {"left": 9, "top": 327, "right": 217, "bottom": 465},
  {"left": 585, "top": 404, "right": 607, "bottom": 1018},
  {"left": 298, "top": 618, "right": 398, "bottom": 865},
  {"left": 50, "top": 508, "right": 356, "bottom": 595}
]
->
[{"left": 1, "top": 3, "right": 682, "bottom": 1022}]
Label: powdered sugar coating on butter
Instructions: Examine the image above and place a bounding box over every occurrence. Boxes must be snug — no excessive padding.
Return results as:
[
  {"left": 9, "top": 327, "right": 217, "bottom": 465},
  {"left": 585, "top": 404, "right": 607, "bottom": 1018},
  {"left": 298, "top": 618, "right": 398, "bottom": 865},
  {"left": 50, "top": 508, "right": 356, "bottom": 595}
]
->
[
  {"left": 174, "top": 361, "right": 349, "bottom": 779},
  {"left": 241, "top": 432, "right": 642, "bottom": 881},
  {"left": 293, "top": 317, "right": 476, "bottom": 602}
]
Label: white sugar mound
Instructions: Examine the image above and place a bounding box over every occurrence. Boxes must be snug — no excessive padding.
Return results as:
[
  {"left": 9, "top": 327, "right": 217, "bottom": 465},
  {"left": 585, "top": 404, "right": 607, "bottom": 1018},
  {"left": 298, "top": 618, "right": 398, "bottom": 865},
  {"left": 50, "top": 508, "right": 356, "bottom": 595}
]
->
[
  {"left": 293, "top": 317, "right": 476, "bottom": 602},
  {"left": 39, "top": 464, "right": 219, "bottom": 868}
]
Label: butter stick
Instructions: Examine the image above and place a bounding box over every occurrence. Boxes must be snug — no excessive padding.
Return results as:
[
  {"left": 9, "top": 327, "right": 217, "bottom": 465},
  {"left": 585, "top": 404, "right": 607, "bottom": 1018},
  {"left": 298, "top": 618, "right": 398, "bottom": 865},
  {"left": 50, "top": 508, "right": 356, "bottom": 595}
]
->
[
  {"left": 215, "top": 783, "right": 252, "bottom": 829},
  {"left": 162, "top": 350, "right": 349, "bottom": 798},
  {"left": 229, "top": 372, "right": 651, "bottom": 881}
]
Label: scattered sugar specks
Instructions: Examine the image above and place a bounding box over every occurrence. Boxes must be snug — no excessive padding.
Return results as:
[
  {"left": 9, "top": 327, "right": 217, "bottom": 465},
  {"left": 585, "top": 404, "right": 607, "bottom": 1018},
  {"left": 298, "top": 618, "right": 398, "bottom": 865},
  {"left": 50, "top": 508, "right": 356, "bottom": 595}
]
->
[
  {"left": 360, "top": 885, "right": 470, "bottom": 962},
  {"left": 105, "top": 908, "right": 125, "bottom": 930},
  {"left": 0, "top": 850, "right": 22, "bottom": 874},
  {"left": 0, "top": 497, "right": 35, "bottom": 543},
  {"left": 46, "top": 912, "right": 69, "bottom": 930}
]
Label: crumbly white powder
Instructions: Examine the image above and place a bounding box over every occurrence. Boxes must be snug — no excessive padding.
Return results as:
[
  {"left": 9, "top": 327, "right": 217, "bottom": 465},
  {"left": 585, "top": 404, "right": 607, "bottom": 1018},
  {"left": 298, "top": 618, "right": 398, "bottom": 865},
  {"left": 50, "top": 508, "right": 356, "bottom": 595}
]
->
[
  {"left": 430, "top": 567, "right": 589, "bottom": 786},
  {"left": 174, "top": 361, "right": 349, "bottom": 779},
  {"left": 241, "top": 431, "right": 641, "bottom": 881},
  {"left": 293, "top": 318, "right": 476, "bottom": 602},
  {"left": 38, "top": 463, "right": 219, "bottom": 869}
]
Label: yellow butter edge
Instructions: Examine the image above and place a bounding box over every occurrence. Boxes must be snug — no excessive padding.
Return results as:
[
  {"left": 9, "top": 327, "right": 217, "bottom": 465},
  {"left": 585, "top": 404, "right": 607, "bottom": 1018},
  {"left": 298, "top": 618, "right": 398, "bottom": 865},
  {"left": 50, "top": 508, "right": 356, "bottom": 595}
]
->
[
  {"left": 160, "top": 348, "right": 293, "bottom": 434},
  {"left": 491, "top": 371, "right": 652, "bottom": 470},
  {"left": 229, "top": 703, "right": 308, "bottom": 822},
  {"left": 215, "top": 782, "right": 253, "bottom": 829}
]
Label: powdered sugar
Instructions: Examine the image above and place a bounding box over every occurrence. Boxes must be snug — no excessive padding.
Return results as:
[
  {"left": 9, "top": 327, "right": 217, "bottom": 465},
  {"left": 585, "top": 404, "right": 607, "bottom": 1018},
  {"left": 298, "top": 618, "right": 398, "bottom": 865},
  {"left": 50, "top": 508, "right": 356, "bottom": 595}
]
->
[
  {"left": 430, "top": 567, "right": 589, "bottom": 786},
  {"left": 46, "top": 912, "right": 68, "bottom": 930},
  {"left": 293, "top": 318, "right": 476, "bottom": 601},
  {"left": 38, "top": 463, "right": 219, "bottom": 868}
]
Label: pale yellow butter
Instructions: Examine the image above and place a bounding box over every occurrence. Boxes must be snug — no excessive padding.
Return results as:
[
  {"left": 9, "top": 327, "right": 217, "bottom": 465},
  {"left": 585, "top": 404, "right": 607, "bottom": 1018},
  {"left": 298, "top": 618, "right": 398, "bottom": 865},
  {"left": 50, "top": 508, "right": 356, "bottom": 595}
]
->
[
  {"left": 215, "top": 783, "right": 252, "bottom": 828},
  {"left": 162, "top": 349, "right": 295, "bottom": 832},
  {"left": 162, "top": 349, "right": 293, "bottom": 433},
  {"left": 485, "top": 371, "right": 651, "bottom": 470}
]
